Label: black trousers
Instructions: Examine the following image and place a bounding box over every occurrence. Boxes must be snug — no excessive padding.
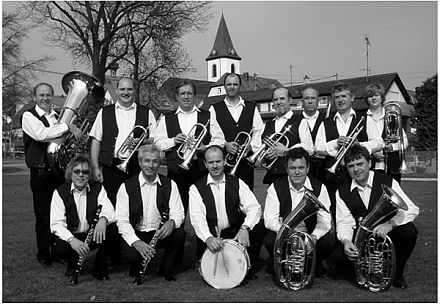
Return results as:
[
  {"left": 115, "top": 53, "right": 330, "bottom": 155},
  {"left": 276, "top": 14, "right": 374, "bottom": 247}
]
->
[
  {"left": 30, "top": 168, "right": 64, "bottom": 262},
  {"left": 331, "top": 222, "right": 418, "bottom": 279},
  {"left": 121, "top": 228, "right": 186, "bottom": 275}
]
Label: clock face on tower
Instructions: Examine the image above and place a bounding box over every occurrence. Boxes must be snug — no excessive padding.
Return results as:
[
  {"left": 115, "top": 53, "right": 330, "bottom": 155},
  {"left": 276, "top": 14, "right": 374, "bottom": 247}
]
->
[
  {"left": 230, "top": 49, "right": 235, "bottom": 55},
  {"left": 211, "top": 49, "right": 217, "bottom": 56}
]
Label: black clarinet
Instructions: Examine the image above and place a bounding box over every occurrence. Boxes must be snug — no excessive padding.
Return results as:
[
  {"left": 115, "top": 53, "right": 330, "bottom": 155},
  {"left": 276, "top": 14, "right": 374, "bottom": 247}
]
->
[
  {"left": 133, "top": 209, "right": 169, "bottom": 285},
  {"left": 70, "top": 205, "right": 103, "bottom": 285}
]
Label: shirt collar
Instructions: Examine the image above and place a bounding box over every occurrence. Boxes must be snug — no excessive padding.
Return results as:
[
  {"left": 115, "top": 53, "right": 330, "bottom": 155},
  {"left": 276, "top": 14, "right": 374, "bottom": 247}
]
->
[
  {"left": 139, "top": 172, "right": 161, "bottom": 187},
  {"left": 115, "top": 101, "right": 136, "bottom": 110},
  {"left": 350, "top": 171, "right": 374, "bottom": 192},
  {"left": 302, "top": 110, "right": 319, "bottom": 120},
  {"left": 224, "top": 96, "right": 245, "bottom": 108},
  {"left": 287, "top": 176, "right": 313, "bottom": 192},
  {"left": 273, "top": 110, "right": 293, "bottom": 121},
  {"left": 175, "top": 105, "right": 200, "bottom": 115},
  {"left": 35, "top": 105, "right": 56, "bottom": 117},
  {"left": 70, "top": 182, "right": 90, "bottom": 194},
  {"left": 207, "top": 173, "right": 226, "bottom": 185},
  {"left": 366, "top": 107, "right": 385, "bottom": 119},
  {"left": 333, "top": 108, "right": 356, "bottom": 122}
]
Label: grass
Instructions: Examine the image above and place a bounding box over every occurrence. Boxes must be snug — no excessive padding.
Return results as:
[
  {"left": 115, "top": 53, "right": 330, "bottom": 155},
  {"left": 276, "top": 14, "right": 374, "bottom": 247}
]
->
[{"left": 2, "top": 169, "right": 437, "bottom": 302}]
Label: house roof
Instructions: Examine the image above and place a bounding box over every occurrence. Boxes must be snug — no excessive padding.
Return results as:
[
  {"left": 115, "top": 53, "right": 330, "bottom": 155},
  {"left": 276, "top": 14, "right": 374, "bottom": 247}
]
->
[
  {"left": 206, "top": 14, "right": 241, "bottom": 61},
  {"left": 209, "top": 72, "right": 282, "bottom": 91}
]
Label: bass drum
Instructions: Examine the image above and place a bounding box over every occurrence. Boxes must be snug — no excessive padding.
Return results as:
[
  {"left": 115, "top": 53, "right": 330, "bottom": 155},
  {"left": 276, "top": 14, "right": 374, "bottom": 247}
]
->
[{"left": 200, "top": 239, "right": 250, "bottom": 289}]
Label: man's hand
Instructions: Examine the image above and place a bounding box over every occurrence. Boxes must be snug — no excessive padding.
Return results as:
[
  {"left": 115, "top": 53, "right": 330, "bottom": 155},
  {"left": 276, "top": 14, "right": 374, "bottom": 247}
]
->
[
  {"left": 373, "top": 151, "right": 385, "bottom": 160},
  {"left": 174, "top": 133, "right": 187, "bottom": 145},
  {"left": 133, "top": 240, "right": 156, "bottom": 262},
  {"left": 342, "top": 239, "right": 359, "bottom": 261},
  {"left": 337, "top": 136, "right": 352, "bottom": 147},
  {"left": 234, "top": 229, "right": 250, "bottom": 247},
  {"left": 69, "top": 237, "right": 90, "bottom": 258},
  {"left": 372, "top": 222, "right": 393, "bottom": 239},
  {"left": 156, "top": 220, "right": 175, "bottom": 240},
  {"left": 268, "top": 142, "right": 288, "bottom": 158},
  {"left": 196, "top": 143, "right": 207, "bottom": 153},
  {"left": 206, "top": 236, "right": 224, "bottom": 253},
  {"left": 93, "top": 217, "right": 107, "bottom": 244},
  {"left": 67, "top": 124, "right": 83, "bottom": 141},
  {"left": 92, "top": 166, "right": 104, "bottom": 183},
  {"left": 225, "top": 141, "right": 239, "bottom": 154}
]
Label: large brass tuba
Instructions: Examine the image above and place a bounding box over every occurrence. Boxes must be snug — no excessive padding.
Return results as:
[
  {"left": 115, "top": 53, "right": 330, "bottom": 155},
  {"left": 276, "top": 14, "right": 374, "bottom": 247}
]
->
[
  {"left": 177, "top": 120, "right": 210, "bottom": 170},
  {"left": 273, "top": 189, "right": 329, "bottom": 290},
  {"left": 47, "top": 71, "right": 104, "bottom": 176},
  {"left": 354, "top": 184, "right": 408, "bottom": 292},
  {"left": 384, "top": 102, "right": 412, "bottom": 174}
]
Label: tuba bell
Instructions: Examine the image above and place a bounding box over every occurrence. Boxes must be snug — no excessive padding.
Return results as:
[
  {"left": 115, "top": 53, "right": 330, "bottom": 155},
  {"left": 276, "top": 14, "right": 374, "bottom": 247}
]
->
[
  {"left": 177, "top": 120, "right": 210, "bottom": 170},
  {"left": 225, "top": 131, "right": 252, "bottom": 176},
  {"left": 273, "top": 189, "right": 329, "bottom": 290},
  {"left": 354, "top": 184, "right": 408, "bottom": 292},
  {"left": 47, "top": 71, "right": 104, "bottom": 176}
]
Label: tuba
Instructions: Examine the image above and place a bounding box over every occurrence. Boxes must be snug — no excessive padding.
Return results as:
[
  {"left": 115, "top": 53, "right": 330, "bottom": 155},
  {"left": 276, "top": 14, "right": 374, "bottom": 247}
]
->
[
  {"left": 225, "top": 131, "right": 252, "bottom": 176},
  {"left": 247, "top": 125, "right": 291, "bottom": 169},
  {"left": 47, "top": 71, "right": 104, "bottom": 176},
  {"left": 177, "top": 120, "right": 210, "bottom": 170},
  {"left": 384, "top": 102, "right": 412, "bottom": 174},
  {"left": 116, "top": 124, "right": 152, "bottom": 173},
  {"left": 354, "top": 184, "right": 408, "bottom": 292},
  {"left": 273, "top": 189, "right": 329, "bottom": 290}
]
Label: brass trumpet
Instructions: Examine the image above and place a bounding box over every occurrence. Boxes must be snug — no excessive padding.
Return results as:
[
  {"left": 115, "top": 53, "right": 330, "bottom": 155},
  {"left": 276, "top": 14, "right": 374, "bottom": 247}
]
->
[
  {"left": 116, "top": 124, "right": 152, "bottom": 173},
  {"left": 177, "top": 120, "right": 210, "bottom": 170},
  {"left": 247, "top": 125, "right": 291, "bottom": 169},
  {"left": 225, "top": 131, "right": 252, "bottom": 176},
  {"left": 326, "top": 117, "right": 365, "bottom": 174}
]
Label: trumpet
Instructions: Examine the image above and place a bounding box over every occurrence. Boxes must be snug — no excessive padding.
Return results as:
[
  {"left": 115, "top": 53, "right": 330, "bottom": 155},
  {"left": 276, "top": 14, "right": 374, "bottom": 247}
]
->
[
  {"left": 116, "top": 124, "right": 152, "bottom": 173},
  {"left": 177, "top": 120, "right": 210, "bottom": 170},
  {"left": 326, "top": 117, "right": 365, "bottom": 174},
  {"left": 247, "top": 125, "right": 291, "bottom": 169},
  {"left": 225, "top": 131, "right": 252, "bottom": 176}
]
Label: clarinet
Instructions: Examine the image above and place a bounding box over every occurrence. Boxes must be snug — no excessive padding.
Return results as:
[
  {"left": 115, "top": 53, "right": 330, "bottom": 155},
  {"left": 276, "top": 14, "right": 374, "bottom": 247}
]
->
[
  {"left": 134, "top": 209, "right": 169, "bottom": 285},
  {"left": 70, "top": 205, "right": 103, "bottom": 285}
]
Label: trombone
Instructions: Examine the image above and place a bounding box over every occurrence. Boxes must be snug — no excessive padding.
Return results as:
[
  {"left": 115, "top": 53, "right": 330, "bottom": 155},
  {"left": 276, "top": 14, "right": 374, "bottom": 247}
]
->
[
  {"left": 326, "top": 117, "right": 365, "bottom": 174},
  {"left": 116, "top": 124, "right": 152, "bottom": 173},
  {"left": 225, "top": 131, "right": 252, "bottom": 176},
  {"left": 177, "top": 120, "right": 210, "bottom": 170}
]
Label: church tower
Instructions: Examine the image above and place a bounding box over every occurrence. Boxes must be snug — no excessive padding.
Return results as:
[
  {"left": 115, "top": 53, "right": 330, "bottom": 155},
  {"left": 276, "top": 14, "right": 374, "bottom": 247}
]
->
[{"left": 206, "top": 14, "right": 241, "bottom": 82}]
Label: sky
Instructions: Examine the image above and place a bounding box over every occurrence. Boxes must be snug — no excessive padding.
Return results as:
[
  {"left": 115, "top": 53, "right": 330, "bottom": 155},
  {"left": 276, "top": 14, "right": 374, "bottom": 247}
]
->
[{"left": 3, "top": 1, "right": 438, "bottom": 95}]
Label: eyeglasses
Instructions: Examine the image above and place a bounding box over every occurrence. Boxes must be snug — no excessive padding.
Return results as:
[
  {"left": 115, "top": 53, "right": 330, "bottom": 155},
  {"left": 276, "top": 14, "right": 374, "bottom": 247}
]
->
[{"left": 73, "top": 169, "right": 89, "bottom": 175}]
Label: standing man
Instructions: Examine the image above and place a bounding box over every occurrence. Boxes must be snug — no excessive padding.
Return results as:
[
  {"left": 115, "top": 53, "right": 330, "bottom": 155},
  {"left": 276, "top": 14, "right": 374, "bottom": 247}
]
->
[
  {"left": 264, "top": 148, "right": 334, "bottom": 276},
  {"left": 189, "top": 145, "right": 265, "bottom": 279},
  {"left": 209, "top": 73, "right": 264, "bottom": 190},
  {"left": 22, "top": 82, "right": 82, "bottom": 267},
  {"left": 260, "top": 87, "right": 314, "bottom": 185},
  {"left": 300, "top": 87, "right": 327, "bottom": 180},
  {"left": 116, "top": 144, "right": 185, "bottom": 281},
  {"left": 335, "top": 144, "right": 418, "bottom": 289}
]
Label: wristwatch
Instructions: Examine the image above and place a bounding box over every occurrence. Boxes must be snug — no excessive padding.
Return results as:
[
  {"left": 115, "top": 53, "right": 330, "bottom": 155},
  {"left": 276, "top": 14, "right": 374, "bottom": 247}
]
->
[{"left": 240, "top": 225, "right": 250, "bottom": 231}]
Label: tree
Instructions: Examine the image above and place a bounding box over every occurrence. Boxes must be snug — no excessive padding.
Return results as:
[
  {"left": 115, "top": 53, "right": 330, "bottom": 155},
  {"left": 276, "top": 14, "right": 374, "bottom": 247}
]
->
[{"left": 414, "top": 74, "right": 437, "bottom": 151}]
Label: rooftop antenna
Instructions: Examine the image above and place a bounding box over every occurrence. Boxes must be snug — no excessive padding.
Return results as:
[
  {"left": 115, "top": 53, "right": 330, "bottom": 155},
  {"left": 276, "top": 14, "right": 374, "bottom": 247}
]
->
[{"left": 364, "top": 34, "right": 371, "bottom": 80}]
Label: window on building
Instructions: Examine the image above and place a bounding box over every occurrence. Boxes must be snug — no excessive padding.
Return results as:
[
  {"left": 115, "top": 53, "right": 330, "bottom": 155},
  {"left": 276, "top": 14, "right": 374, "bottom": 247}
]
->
[
  {"left": 212, "top": 64, "right": 217, "bottom": 78},
  {"left": 259, "top": 102, "right": 270, "bottom": 113},
  {"left": 231, "top": 64, "right": 235, "bottom": 73},
  {"left": 318, "top": 96, "right": 328, "bottom": 106}
]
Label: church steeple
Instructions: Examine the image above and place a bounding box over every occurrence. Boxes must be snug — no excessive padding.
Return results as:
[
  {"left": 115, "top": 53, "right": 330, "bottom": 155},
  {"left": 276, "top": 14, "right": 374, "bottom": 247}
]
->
[{"left": 206, "top": 14, "right": 241, "bottom": 82}]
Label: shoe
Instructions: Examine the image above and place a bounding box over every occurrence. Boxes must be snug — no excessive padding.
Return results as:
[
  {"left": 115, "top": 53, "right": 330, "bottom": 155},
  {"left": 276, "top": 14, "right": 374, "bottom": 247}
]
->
[
  {"left": 39, "top": 259, "right": 52, "bottom": 268},
  {"left": 245, "top": 273, "right": 258, "bottom": 281},
  {"left": 157, "top": 268, "right": 176, "bottom": 282},
  {"left": 65, "top": 267, "right": 75, "bottom": 277},
  {"left": 129, "top": 266, "right": 140, "bottom": 278},
  {"left": 393, "top": 276, "right": 408, "bottom": 289},
  {"left": 93, "top": 270, "right": 110, "bottom": 281}
]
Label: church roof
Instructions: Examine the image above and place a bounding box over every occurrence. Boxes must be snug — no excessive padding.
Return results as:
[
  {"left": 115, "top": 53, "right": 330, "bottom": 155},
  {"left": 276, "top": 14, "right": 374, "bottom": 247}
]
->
[{"left": 206, "top": 14, "right": 241, "bottom": 61}]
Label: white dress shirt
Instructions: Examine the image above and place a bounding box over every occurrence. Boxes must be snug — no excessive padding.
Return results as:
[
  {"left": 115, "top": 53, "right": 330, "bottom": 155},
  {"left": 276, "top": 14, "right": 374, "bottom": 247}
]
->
[
  {"left": 266, "top": 110, "right": 314, "bottom": 155},
  {"left": 50, "top": 183, "right": 116, "bottom": 242},
  {"left": 264, "top": 177, "right": 331, "bottom": 239},
  {"left": 209, "top": 96, "right": 264, "bottom": 152},
  {"left": 366, "top": 108, "right": 408, "bottom": 170},
  {"left": 336, "top": 171, "right": 419, "bottom": 243},
  {"left": 89, "top": 101, "right": 157, "bottom": 157},
  {"left": 315, "top": 109, "right": 383, "bottom": 156},
  {"left": 115, "top": 173, "right": 184, "bottom": 246},
  {"left": 189, "top": 174, "right": 262, "bottom": 243},
  {"left": 22, "top": 105, "right": 69, "bottom": 142},
  {"left": 302, "top": 110, "right": 320, "bottom": 132}
]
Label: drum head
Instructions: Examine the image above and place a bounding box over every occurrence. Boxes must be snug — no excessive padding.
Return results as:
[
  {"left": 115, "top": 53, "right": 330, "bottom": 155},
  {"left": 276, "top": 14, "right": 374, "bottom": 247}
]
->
[{"left": 200, "top": 240, "right": 249, "bottom": 289}]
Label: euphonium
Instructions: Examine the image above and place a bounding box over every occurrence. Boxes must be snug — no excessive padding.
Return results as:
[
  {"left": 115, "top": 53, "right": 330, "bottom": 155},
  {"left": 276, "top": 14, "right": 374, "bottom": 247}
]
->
[
  {"left": 384, "top": 102, "right": 412, "bottom": 174},
  {"left": 354, "top": 184, "right": 408, "bottom": 292},
  {"left": 247, "top": 125, "right": 291, "bottom": 169},
  {"left": 273, "top": 189, "right": 329, "bottom": 290},
  {"left": 225, "top": 131, "right": 251, "bottom": 176},
  {"left": 177, "top": 120, "right": 210, "bottom": 170},
  {"left": 326, "top": 117, "right": 365, "bottom": 174},
  {"left": 47, "top": 71, "right": 104, "bottom": 176},
  {"left": 116, "top": 124, "right": 152, "bottom": 173}
]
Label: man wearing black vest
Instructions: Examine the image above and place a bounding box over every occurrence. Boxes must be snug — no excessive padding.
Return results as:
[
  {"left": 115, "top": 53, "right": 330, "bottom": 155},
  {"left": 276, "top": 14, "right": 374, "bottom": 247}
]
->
[
  {"left": 116, "top": 144, "right": 185, "bottom": 281},
  {"left": 22, "top": 82, "right": 82, "bottom": 267},
  {"left": 50, "top": 154, "right": 116, "bottom": 280},
  {"left": 208, "top": 73, "right": 264, "bottom": 190},
  {"left": 189, "top": 145, "right": 264, "bottom": 280},
  {"left": 263, "top": 147, "right": 334, "bottom": 276},
  {"left": 301, "top": 87, "right": 327, "bottom": 180},
  {"left": 335, "top": 145, "right": 419, "bottom": 289},
  {"left": 260, "top": 87, "right": 314, "bottom": 185}
]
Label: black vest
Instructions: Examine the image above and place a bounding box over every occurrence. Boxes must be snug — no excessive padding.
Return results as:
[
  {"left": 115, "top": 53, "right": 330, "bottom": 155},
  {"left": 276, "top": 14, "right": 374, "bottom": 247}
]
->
[
  {"left": 302, "top": 111, "right": 326, "bottom": 143},
  {"left": 338, "top": 171, "right": 393, "bottom": 230},
  {"left": 262, "top": 114, "right": 302, "bottom": 176},
  {"left": 22, "top": 108, "right": 51, "bottom": 168},
  {"left": 100, "top": 104, "right": 150, "bottom": 166},
  {"left": 213, "top": 100, "right": 255, "bottom": 141},
  {"left": 194, "top": 174, "right": 245, "bottom": 238},
  {"left": 124, "top": 174, "right": 171, "bottom": 229},
  {"left": 273, "top": 176, "right": 322, "bottom": 233},
  {"left": 57, "top": 182, "right": 102, "bottom": 232}
]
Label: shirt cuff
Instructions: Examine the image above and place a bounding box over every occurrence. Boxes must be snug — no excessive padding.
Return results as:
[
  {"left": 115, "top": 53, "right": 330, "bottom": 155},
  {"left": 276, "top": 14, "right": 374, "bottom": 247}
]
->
[{"left": 127, "top": 235, "right": 141, "bottom": 247}]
